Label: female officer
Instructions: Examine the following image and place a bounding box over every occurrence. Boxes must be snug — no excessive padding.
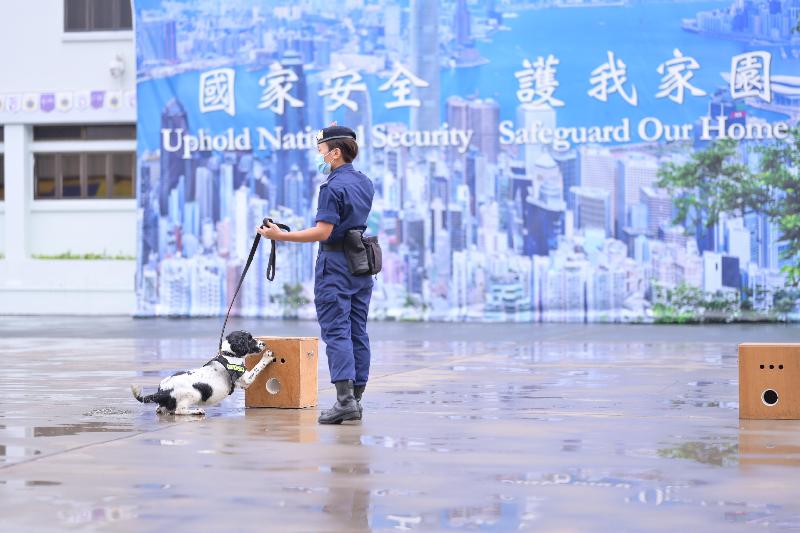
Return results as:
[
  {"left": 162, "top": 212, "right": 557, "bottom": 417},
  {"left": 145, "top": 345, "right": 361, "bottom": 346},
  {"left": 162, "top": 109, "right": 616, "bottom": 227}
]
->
[{"left": 256, "top": 125, "right": 374, "bottom": 425}]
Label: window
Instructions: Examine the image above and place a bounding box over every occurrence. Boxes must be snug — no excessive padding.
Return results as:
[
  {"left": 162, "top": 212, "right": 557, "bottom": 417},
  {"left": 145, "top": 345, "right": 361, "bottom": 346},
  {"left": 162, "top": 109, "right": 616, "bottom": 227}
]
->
[
  {"left": 33, "top": 124, "right": 136, "bottom": 141},
  {"left": 0, "top": 126, "right": 4, "bottom": 201},
  {"left": 61, "top": 154, "right": 81, "bottom": 198},
  {"left": 64, "top": 0, "right": 132, "bottom": 32},
  {"left": 34, "top": 153, "right": 135, "bottom": 199},
  {"left": 112, "top": 152, "right": 134, "bottom": 197},
  {"left": 32, "top": 124, "right": 135, "bottom": 200}
]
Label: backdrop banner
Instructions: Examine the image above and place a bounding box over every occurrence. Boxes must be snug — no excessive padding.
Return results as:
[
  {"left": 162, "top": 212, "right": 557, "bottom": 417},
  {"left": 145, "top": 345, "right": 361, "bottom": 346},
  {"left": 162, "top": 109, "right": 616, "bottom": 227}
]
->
[{"left": 134, "top": 0, "right": 800, "bottom": 322}]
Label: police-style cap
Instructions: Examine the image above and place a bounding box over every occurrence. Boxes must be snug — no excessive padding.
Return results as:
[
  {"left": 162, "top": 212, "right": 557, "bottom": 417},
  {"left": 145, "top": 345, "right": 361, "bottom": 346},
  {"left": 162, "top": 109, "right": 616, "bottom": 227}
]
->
[{"left": 316, "top": 125, "right": 357, "bottom": 145}]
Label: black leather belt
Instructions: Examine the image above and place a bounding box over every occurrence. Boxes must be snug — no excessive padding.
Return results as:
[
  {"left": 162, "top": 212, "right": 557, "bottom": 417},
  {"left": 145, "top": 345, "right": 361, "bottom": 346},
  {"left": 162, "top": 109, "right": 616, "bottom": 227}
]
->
[{"left": 321, "top": 242, "right": 344, "bottom": 251}]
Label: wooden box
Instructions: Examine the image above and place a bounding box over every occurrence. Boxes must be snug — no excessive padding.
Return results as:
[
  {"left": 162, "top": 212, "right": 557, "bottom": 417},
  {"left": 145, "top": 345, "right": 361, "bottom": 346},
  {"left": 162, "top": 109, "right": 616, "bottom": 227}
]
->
[
  {"left": 244, "top": 336, "right": 318, "bottom": 409},
  {"left": 739, "top": 344, "right": 800, "bottom": 420}
]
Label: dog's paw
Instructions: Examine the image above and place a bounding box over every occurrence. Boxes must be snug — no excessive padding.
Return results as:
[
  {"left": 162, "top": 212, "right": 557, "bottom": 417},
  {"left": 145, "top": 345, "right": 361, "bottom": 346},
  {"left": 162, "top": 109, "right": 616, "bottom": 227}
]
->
[{"left": 174, "top": 408, "right": 205, "bottom": 416}]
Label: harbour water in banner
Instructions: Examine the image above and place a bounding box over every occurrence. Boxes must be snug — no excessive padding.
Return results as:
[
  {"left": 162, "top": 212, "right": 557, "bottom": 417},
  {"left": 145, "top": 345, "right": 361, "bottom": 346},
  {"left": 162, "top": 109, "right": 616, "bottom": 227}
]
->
[{"left": 134, "top": 0, "right": 800, "bottom": 322}]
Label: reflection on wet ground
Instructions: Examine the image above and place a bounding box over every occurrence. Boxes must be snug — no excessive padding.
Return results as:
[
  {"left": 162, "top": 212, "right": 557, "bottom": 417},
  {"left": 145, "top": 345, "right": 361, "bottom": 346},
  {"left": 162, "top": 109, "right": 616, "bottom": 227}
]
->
[{"left": 1, "top": 329, "right": 800, "bottom": 531}]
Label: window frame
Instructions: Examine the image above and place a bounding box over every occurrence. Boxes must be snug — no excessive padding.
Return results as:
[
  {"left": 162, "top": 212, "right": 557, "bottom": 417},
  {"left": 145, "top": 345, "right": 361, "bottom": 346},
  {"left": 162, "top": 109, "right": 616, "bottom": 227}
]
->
[
  {"left": 33, "top": 152, "right": 135, "bottom": 200},
  {"left": 0, "top": 126, "right": 4, "bottom": 202},
  {"left": 63, "top": 0, "right": 133, "bottom": 33},
  {"left": 33, "top": 124, "right": 136, "bottom": 142},
  {"left": 31, "top": 124, "right": 136, "bottom": 200},
  {"left": 0, "top": 153, "right": 5, "bottom": 203}
]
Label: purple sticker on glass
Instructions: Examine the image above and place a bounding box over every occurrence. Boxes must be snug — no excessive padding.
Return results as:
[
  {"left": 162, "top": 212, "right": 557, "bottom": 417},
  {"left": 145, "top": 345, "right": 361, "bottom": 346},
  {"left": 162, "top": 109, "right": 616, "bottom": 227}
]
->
[
  {"left": 91, "top": 91, "right": 105, "bottom": 109},
  {"left": 40, "top": 93, "right": 55, "bottom": 112}
]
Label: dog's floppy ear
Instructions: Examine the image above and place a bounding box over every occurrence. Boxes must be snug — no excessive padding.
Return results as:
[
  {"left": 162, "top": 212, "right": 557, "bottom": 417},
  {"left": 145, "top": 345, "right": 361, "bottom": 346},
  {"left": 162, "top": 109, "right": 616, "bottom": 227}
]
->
[{"left": 220, "top": 339, "right": 233, "bottom": 355}]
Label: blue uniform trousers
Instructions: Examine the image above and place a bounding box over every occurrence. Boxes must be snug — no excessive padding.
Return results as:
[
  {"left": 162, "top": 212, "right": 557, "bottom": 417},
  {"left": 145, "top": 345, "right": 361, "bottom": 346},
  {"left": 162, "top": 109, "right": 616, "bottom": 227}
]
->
[{"left": 314, "top": 250, "right": 373, "bottom": 385}]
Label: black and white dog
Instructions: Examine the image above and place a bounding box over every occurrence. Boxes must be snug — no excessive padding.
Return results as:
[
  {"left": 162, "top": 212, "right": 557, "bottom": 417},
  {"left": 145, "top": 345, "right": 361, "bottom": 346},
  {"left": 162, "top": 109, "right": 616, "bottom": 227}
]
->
[{"left": 131, "top": 331, "right": 274, "bottom": 415}]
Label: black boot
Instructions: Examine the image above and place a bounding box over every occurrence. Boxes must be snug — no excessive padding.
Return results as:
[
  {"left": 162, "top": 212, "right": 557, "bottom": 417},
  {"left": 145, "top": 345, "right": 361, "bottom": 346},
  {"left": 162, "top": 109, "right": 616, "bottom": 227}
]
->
[
  {"left": 354, "top": 384, "right": 366, "bottom": 418},
  {"left": 318, "top": 380, "right": 360, "bottom": 425}
]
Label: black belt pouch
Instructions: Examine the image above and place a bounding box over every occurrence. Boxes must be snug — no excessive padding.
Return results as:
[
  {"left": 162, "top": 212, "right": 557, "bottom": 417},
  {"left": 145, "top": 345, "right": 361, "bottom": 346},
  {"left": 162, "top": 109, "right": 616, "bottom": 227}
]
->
[{"left": 344, "top": 229, "right": 370, "bottom": 276}]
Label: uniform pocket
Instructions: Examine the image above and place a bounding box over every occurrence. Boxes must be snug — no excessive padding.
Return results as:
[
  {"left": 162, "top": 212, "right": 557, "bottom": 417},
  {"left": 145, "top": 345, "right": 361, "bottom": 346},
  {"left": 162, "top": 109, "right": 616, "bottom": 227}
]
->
[
  {"left": 314, "top": 255, "right": 337, "bottom": 304},
  {"left": 315, "top": 254, "right": 326, "bottom": 279}
]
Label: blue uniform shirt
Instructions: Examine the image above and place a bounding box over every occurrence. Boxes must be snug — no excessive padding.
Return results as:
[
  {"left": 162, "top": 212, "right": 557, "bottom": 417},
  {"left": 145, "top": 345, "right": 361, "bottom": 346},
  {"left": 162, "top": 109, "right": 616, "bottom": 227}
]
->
[{"left": 315, "top": 163, "right": 374, "bottom": 244}]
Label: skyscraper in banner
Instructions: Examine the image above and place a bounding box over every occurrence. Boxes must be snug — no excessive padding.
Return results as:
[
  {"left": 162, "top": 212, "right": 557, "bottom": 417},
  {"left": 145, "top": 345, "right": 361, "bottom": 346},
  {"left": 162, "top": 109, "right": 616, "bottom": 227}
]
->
[
  {"left": 445, "top": 97, "right": 499, "bottom": 164},
  {"left": 571, "top": 186, "right": 611, "bottom": 236},
  {"left": 196, "top": 167, "right": 214, "bottom": 225},
  {"left": 411, "top": 0, "right": 440, "bottom": 133},
  {"left": 469, "top": 99, "right": 499, "bottom": 163},
  {"left": 577, "top": 145, "right": 616, "bottom": 201},
  {"left": 486, "top": 0, "right": 500, "bottom": 24},
  {"left": 446, "top": 96, "right": 469, "bottom": 163},
  {"left": 138, "top": 153, "right": 161, "bottom": 293},
  {"left": 160, "top": 99, "right": 192, "bottom": 217},
  {"left": 525, "top": 178, "right": 565, "bottom": 257},
  {"left": 405, "top": 216, "right": 426, "bottom": 295},
  {"left": 640, "top": 186, "right": 672, "bottom": 238},
  {"left": 345, "top": 89, "right": 372, "bottom": 166},
  {"left": 139, "top": 19, "right": 178, "bottom": 63},
  {"left": 454, "top": 0, "right": 471, "bottom": 47},
  {"left": 277, "top": 51, "right": 307, "bottom": 207},
  {"left": 615, "top": 154, "right": 658, "bottom": 238},
  {"left": 518, "top": 103, "right": 555, "bottom": 179},
  {"left": 385, "top": 5, "right": 402, "bottom": 52}
]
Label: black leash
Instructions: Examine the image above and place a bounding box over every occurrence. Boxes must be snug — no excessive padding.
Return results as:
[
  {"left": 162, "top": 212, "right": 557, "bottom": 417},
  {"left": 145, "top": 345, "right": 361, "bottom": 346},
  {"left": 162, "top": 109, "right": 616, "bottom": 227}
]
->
[{"left": 218, "top": 218, "right": 290, "bottom": 353}]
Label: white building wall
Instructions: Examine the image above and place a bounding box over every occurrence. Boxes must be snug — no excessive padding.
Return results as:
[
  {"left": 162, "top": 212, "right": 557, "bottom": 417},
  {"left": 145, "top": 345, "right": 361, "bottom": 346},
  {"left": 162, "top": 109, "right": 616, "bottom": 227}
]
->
[
  {"left": 0, "top": 0, "right": 136, "bottom": 314},
  {"left": 0, "top": 2, "right": 135, "bottom": 96},
  {"left": 29, "top": 200, "right": 137, "bottom": 256}
]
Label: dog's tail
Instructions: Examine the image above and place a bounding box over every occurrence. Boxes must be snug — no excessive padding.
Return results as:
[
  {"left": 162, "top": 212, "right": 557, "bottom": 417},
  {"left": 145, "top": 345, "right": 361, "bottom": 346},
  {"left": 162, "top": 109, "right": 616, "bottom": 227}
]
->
[{"left": 130, "top": 385, "right": 171, "bottom": 405}]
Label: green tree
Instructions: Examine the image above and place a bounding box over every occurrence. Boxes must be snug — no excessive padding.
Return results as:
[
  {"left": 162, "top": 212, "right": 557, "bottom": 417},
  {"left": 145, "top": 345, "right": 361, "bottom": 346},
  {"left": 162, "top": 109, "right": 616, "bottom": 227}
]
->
[
  {"left": 272, "top": 283, "right": 310, "bottom": 318},
  {"left": 652, "top": 282, "right": 741, "bottom": 323},
  {"left": 658, "top": 128, "right": 800, "bottom": 285},
  {"left": 773, "top": 288, "right": 800, "bottom": 316}
]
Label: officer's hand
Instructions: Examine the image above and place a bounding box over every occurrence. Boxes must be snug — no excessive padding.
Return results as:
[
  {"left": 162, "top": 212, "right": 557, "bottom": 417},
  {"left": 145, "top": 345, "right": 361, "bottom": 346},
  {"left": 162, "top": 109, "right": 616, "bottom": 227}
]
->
[{"left": 256, "top": 221, "right": 282, "bottom": 240}]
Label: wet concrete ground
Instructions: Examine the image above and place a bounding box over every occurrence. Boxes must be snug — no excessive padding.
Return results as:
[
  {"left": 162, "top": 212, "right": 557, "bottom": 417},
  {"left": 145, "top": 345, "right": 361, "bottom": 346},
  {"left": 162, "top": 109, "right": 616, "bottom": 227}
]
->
[{"left": 1, "top": 318, "right": 800, "bottom": 532}]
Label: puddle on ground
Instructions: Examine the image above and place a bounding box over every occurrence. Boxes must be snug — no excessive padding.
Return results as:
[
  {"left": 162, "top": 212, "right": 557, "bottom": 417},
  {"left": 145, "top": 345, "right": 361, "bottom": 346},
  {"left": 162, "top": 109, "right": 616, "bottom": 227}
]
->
[
  {"left": 133, "top": 483, "right": 172, "bottom": 490},
  {"left": 57, "top": 505, "right": 138, "bottom": 525},
  {"left": 357, "top": 434, "right": 482, "bottom": 453},
  {"left": 667, "top": 398, "right": 738, "bottom": 410},
  {"left": 658, "top": 439, "right": 738, "bottom": 467},
  {"left": 0, "top": 479, "right": 61, "bottom": 486},
  {"left": 83, "top": 407, "right": 133, "bottom": 417},
  {"left": 0, "top": 421, "right": 133, "bottom": 438},
  {"left": 0, "top": 444, "right": 42, "bottom": 463},
  {"left": 365, "top": 495, "right": 546, "bottom": 531},
  {"left": 31, "top": 422, "right": 133, "bottom": 437},
  {"left": 142, "top": 439, "right": 190, "bottom": 446},
  {"left": 492, "top": 467, "right": 796, "bottom": 526}
]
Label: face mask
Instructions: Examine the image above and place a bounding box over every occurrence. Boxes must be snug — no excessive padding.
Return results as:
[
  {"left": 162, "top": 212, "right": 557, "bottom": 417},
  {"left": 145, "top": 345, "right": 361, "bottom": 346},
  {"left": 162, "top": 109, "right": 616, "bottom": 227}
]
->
[{"left": 316, "top": 151, "right": 332, "bottom": 175}]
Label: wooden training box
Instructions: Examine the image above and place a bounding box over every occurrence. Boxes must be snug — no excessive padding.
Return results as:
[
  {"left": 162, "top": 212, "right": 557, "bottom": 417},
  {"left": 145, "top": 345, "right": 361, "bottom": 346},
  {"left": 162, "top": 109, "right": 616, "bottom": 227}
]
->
[
  {"left": 739, "top": 343, "right": 800, "bottom": 420},
  {"left": 244, "top": 336, "right": 318, "bottom": 409}
]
